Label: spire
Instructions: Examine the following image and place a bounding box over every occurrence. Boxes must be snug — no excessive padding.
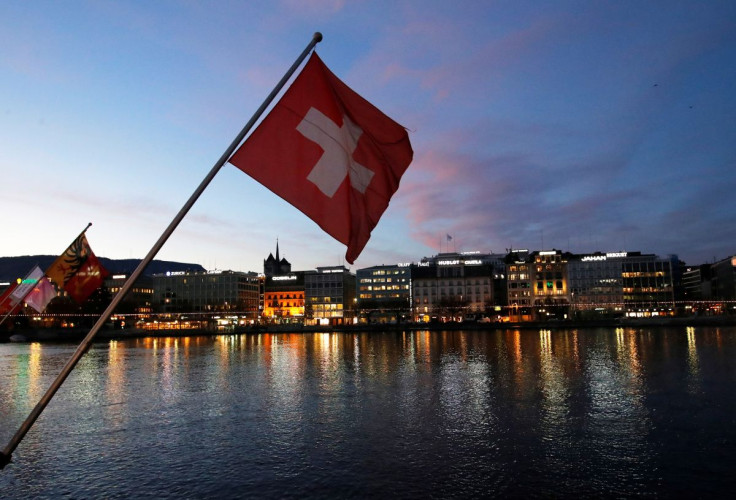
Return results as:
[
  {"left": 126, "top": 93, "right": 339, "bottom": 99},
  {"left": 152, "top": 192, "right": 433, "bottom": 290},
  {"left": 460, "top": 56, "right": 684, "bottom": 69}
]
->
[{"left": 276, "top": 238, "right": 280, "bottom": 262}]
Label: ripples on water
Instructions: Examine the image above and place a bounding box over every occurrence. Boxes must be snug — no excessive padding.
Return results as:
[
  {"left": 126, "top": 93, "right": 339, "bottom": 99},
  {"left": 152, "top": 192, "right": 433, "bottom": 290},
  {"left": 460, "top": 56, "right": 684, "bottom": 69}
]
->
[{"left": 1, "top": 327, "right": 735, "bottom": 498}]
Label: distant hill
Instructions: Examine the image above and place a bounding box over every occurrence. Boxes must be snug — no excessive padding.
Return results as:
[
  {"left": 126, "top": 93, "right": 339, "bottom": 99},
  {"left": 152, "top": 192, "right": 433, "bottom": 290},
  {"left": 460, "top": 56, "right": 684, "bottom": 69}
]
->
[{"left": 0, "top": 255, "right": 206, "bottom": 282}]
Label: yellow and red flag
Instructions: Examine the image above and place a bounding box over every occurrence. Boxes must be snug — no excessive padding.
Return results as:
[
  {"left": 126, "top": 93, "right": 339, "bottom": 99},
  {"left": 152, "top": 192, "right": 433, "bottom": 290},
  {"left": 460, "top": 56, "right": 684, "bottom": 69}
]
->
[
  {"left": 63, "top": 250, "right": 108, "bottom": 304},
  {"left": 45, "top": 232, "right": 108, "bottom": 304},
  {"left": 46, "top": 234, "right": 92, "bottom": 288}
]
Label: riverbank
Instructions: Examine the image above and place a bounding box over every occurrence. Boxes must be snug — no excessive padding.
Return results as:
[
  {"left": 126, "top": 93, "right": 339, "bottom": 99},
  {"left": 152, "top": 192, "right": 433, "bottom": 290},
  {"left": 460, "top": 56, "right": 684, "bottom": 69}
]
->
[{"left": 2, "top": 315, "right": 735, "bottom": 343}]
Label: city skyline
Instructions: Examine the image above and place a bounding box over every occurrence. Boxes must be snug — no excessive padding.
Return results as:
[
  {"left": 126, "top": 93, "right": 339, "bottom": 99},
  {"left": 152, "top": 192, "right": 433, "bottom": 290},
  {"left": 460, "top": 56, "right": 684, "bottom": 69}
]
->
[
  {"left": 2, "top": 1, "right": 735, "bottom": 272},
  {"left": 0, "top": 242, "right": 721, "bottom": 281}
]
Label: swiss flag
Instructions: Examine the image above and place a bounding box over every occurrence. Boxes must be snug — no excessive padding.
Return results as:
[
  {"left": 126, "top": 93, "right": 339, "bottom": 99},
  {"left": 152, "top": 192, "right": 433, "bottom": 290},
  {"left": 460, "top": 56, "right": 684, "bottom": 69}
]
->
[{"left": 229, "top": 52, "right": 413, "bottom": 263}]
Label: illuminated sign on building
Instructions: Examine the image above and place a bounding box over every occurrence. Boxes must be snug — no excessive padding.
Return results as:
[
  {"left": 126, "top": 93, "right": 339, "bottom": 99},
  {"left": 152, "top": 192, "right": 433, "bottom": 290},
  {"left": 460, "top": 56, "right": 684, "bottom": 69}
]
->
[
  {"left": 539, "top": 251, "right": 557, "bottom": 256},
  {"left": 397, "top": 262, "right": 411, "bottom": 267},
  {"left": 112, "top": 274, "right": 127, "bottom": 280},
  {"left": 581, "top": 252, "right": 629, "bottom": 262},
  {"left": 272, "top": 275, "right": 297, "bottom": 281},
  {"left": 438, "top": 259, "right": 483, "bottom": 266},
  {"left": 166, "top": 271, "right": 186, "bottom": 276}
]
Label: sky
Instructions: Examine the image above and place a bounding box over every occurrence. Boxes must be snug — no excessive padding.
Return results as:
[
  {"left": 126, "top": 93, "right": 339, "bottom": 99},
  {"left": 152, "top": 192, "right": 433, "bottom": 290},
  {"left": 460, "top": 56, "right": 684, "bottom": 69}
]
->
[{"left": 1, "top": 0, "right": 735, "bottom": 274}]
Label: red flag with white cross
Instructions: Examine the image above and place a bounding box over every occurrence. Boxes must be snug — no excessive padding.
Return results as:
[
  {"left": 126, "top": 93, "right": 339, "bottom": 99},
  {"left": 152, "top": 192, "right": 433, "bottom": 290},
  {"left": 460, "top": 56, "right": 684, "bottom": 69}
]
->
[{"left": 229, "top": 52, "right": 413, "bottom": 264}]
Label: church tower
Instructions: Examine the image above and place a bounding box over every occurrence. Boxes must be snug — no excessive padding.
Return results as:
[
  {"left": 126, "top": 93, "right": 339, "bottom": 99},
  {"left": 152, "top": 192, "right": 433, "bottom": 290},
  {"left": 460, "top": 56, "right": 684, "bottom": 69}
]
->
[{"left": 264, "top": 239, "right": 292, "bottom": 277}]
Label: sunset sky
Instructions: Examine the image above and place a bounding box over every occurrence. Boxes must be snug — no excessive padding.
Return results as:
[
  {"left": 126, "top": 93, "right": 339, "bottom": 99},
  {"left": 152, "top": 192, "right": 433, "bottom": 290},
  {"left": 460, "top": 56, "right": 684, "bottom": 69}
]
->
[{"left": 1, "top": 1, "right": 734, "bottom": 274}]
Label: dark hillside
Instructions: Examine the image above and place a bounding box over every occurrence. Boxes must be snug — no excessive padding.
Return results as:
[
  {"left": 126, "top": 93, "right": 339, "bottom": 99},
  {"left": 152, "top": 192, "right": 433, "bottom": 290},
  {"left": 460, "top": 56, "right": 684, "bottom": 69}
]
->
[{"left": 0, "top": 255, "right": 206, "bottom": 282}]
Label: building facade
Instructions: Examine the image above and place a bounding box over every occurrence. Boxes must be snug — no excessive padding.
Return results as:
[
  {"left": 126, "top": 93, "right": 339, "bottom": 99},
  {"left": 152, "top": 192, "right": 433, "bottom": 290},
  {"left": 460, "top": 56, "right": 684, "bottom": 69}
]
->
[
  {"left": 262, "top": 271, "right": 305, "bottom": 322},
  {"left": 305, "top": 266, "right": 356, "bottom": 325},
  {"left": 567, "top": 251, "right": 676, "bottom": 317},
  {"left": 530, "top": 250, "right": 571, "bottom": 320},
  {"left": 104, "top": 273, "right": 154, "bottom": 316},
  {"left": 568, "top": 252, "right": 627, "bottom": 317},
  {"left": 356, "top": 264, "right": 411, "bottom": 323},
  {"left": 505, "top": 250, "right": 572, "bottom": 321},
  {"left": 411, "top": 252, "right": 503, "bottom": 322},
  {"left": 152, "top": 270, "right": 260, "bottom": 318},
  {"left": 506, "top": 249, "right": 533, "bottom": 321},
  {"left": 621, "top": 253, "right": 675, "bottom": 315},
  {"left": 711, "top": 256, "right": 736, "bottom": 301},
  {"left": 682, "top": 264, "right": 712, "bottom": 301}
]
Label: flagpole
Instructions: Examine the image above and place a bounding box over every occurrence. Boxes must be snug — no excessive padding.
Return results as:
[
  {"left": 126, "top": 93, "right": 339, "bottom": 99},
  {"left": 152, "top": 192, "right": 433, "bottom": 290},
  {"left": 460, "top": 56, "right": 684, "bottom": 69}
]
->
[
  {"left": 0, "top": 265, "right": 39, "bottom": 329},
  {"left": 0, "top": 223, "right": 92, "bottom": 329},
  {"left": 0, "top": 32, "right": 323, "bottom": 470}
]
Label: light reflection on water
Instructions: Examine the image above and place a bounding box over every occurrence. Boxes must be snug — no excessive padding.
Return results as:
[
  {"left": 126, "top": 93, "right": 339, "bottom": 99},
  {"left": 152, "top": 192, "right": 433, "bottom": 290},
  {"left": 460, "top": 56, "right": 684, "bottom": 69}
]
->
[{"left": 1, "top": 326, "right": 736, "bottom": 498}]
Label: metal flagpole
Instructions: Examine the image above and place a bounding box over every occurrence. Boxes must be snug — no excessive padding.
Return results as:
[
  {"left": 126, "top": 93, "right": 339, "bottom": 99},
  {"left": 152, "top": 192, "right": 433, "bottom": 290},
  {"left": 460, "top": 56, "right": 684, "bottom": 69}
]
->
[
  {"left": 0, "top": 266, "right": 40, "bottom": 329},
  {"left": 0, "top": 223, "right": 92, "bottom": 329},
  {"left": 0, "top": 32, "right": 323, "bottom": 470}
]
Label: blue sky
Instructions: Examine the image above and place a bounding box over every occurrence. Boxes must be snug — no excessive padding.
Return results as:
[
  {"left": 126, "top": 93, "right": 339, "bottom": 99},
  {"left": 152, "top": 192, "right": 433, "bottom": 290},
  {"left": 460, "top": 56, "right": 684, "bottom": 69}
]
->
[{"left": 1, "top": 0, "right": 734, "bottom": 273}]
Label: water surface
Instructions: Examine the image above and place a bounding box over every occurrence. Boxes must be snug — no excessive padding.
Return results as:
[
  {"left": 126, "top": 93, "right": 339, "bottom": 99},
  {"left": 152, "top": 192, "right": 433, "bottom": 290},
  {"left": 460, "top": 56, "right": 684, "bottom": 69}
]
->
[{"left": 1, "top": 327, "right": 735, "bottom": 498}]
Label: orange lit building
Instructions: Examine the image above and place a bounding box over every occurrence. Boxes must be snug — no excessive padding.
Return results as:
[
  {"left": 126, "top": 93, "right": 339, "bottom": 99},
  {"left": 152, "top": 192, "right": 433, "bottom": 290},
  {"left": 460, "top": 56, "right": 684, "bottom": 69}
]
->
[
  {"left": 262, "top": 272, "right": 305, "bottom": 322},
  {"left": 506, "top": 249, "right": 533, "bottom": 322},
  {"left": 532, "top": 250, "right": 571, "bottom": 320}
]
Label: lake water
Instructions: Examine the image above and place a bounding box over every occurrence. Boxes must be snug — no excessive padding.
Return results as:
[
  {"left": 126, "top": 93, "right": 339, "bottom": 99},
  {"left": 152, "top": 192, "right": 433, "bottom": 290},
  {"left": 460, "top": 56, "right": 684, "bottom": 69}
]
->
[{"left": 1, "top": 326, "right": 735, "bottom": 498}]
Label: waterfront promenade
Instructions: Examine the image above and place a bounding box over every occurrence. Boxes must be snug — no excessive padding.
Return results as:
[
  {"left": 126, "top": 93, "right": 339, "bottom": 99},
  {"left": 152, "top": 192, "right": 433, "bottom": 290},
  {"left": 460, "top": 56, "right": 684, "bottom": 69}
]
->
[{"left": 2, "top": 315, "right": 734, "bottom": 343}]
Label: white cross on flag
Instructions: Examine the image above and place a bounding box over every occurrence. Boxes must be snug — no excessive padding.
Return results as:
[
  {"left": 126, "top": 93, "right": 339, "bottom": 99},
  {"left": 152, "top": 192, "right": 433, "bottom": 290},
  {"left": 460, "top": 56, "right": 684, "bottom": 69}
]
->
[{"left": 229, "top": 52, "right": 413, "bottom": 264}]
